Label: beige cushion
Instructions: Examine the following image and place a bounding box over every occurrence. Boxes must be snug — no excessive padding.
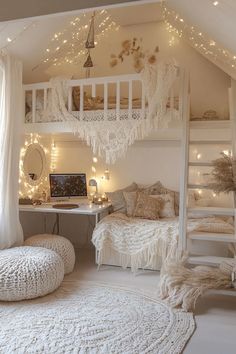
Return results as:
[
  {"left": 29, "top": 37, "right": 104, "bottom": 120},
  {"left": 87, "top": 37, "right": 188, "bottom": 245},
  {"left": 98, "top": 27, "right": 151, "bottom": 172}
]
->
[
  {"left": 151, "top": 193, "right": 175, "bottom": 218},
  {"left": 106, "top": 183, "right": 138, "bottom": 213},
  {"left": 138, "top": 181, "right": 164, "bottom": 195},
  {"left": 123, "top": 191, "right": 138, "bottom": 216},
  {"left": 133, "top": 193, "right": 161, "bottom": 220},
  {"left": 139, "top": 181, "right": 179, "bottom": 216}
]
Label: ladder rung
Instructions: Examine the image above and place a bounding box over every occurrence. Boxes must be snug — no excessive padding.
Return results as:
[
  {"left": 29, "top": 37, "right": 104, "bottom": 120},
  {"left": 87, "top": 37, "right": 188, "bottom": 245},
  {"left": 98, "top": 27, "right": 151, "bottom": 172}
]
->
[
  {"left": 188, "top": 231, "right": 236, "bottom": 243},
  {"left": 189, "top": 162, "right": 213, "bottom": 167},
  {"left": 188, "top": 255, "right": 232, "bottom": 266},
  {"left": 188, "top": 184, "right": 210, "bottom": 189},
  {"left": 188, "top": 207, "right": 235, "bottom": 216},
  {"left": 189, "top": 140, "right": 231, "bottom": 145}
]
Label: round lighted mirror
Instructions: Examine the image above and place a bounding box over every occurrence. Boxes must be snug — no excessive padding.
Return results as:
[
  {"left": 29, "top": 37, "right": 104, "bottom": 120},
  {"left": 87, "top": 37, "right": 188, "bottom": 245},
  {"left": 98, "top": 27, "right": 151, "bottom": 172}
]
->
[{"left": 23, "top": 143, "right": 46, "bottom": 185}]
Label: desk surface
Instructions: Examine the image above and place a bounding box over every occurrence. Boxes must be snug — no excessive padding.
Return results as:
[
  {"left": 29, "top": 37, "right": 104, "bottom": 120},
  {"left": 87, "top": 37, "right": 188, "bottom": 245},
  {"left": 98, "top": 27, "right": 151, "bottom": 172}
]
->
[{"left": 19, "top": 202, "right": 111, "bottom": 215}]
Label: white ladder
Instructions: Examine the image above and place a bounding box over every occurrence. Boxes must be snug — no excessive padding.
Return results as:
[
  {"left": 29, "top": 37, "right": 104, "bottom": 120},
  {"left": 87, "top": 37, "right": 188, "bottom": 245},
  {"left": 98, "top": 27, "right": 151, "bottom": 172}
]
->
[{"left": 178, "top": 75, "right": 236, "bottom": 266}]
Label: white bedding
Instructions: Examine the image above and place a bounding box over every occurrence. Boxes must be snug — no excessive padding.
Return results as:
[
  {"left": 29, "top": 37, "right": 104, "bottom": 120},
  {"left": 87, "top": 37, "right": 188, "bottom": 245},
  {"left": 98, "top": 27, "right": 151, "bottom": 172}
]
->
[{"left": 92, "top": 213, "right": 234, "bottom": 272}]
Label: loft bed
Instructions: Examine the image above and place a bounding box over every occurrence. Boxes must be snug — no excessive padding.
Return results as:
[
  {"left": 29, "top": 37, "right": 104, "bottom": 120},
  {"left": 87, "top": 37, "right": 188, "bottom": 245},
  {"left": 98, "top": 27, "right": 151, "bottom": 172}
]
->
[{"left": 23, "top": 73, "right": 180, "bottom": 134}]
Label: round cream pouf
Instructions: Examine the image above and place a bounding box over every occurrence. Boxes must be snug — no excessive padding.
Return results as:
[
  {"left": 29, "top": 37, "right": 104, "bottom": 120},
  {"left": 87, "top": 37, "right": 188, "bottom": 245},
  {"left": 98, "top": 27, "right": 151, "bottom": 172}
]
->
[
  {"left": 0, "top": 246, "right": 64, "bottom": 302},
  {"left": 25, "top": 234, "right": 75, "bottom": 274}
]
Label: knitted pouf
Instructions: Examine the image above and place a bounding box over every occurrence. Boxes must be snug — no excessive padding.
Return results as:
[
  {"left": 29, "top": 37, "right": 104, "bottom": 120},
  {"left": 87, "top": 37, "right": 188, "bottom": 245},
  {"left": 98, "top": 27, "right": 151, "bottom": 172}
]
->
[
  {"left": 25, "top": 234, "right": 75, "bottom": 274},
  {"left": 0, "top": 246, "right": 64, "bottom": 301}
]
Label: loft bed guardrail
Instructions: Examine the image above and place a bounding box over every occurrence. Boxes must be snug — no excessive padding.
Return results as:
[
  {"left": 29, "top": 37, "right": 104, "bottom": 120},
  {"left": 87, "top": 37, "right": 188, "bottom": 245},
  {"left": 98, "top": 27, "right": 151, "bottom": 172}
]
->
[{"left": 23, "top": 71, "right": 181, "bottom": 129}]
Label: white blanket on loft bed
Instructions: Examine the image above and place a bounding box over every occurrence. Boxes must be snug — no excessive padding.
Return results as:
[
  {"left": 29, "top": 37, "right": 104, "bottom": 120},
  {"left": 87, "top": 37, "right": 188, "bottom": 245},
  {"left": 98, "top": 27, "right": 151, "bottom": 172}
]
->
[{"left": 92, "top": 213, "right": 234, "bottom": 273}]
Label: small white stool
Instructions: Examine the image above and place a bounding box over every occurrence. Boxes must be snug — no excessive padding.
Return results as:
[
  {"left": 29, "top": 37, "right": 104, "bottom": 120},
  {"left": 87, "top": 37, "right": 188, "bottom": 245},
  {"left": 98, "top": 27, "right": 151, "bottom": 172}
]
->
[
  {"left": 25, "top": 234, "right": 75, "bottom": 274},
  {"left": 0, "top": 246, "right": 64, "bottom": 301}
]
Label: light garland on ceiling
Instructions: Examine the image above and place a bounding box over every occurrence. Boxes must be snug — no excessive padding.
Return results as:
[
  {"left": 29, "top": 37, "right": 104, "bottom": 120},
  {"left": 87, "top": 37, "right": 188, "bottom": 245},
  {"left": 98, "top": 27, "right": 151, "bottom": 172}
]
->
[
  {"left": 32, "top": 9, "right": 119, "bottom": 71},
  {"left": 0, "top": 21, "right": 37, "bottom": 51},
  {"left": 163, "top": 5, "right": 236, "bottom": 72}
]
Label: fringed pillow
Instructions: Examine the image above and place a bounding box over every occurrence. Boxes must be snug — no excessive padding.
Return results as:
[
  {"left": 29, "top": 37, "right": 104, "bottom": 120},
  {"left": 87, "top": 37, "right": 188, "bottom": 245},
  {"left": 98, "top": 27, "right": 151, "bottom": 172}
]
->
[{"left": 133, "top": 192, "right": 161, "bottom": 220}]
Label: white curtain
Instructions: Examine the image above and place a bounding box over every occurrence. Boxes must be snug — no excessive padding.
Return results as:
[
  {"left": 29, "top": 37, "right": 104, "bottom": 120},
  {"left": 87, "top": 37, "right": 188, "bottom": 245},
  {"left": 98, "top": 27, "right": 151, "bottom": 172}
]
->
[{"left": 0, "top": 53, "right": 23, "bottom": 249}]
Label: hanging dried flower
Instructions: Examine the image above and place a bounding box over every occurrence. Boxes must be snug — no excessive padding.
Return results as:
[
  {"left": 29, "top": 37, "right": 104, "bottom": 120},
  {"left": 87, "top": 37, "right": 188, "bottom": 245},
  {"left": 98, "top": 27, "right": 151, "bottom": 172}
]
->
[{"left": 110, "top": 37, "right": 159, "bottom": 72}]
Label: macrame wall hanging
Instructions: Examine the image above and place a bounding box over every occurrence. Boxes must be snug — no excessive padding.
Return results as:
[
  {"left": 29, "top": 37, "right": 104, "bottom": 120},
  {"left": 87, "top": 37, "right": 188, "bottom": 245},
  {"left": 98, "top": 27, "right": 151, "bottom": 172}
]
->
[{"left": 45, "top": 60, "right": 179, "bottom": 164}]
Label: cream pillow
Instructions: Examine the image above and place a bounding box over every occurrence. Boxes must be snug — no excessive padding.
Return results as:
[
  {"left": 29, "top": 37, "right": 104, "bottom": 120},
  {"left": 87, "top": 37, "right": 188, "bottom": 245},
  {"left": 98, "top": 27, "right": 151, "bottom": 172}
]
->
[
  {"left": 195, "top": 217, "right": 234, "bottom": 234},
  {"left": 106, "top": 183, "right": 138, "bottom": 213},
  {"left": 151, "top": 193, "right": 175, "bottom": 218},
  {"left": 123, "top": 191, "right": 137, "bottom": 217},
  {"left": 133, "top": 193, "right": 161, "bottom": 220}
]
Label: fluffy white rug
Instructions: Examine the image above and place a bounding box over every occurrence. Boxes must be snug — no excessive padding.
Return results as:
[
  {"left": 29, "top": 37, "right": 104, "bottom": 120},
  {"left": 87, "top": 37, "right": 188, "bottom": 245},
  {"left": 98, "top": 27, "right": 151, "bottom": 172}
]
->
[{"left": 0, "top": 281, "right": 195, "bottom": 353}]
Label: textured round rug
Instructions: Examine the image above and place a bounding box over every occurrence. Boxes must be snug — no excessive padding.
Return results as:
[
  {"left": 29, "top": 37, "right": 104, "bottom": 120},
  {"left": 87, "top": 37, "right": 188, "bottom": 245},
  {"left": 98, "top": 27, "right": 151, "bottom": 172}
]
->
[{"left": 0, "top": 281, "right": 195, "bottom": 353}]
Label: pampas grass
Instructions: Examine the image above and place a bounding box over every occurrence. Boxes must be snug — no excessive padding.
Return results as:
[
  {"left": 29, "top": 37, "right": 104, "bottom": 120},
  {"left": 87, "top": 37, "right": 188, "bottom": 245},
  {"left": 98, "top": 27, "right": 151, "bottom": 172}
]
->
[{"left": 208, "top": 152, "right": 236, "bottom": 194}]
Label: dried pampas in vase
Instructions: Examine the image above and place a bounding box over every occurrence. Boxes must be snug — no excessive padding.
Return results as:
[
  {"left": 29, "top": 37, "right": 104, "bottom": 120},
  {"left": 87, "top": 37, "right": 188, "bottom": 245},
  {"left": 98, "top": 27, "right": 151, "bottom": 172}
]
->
[{"left": 208, "top": 152, "right": 236, "bottom": 194}]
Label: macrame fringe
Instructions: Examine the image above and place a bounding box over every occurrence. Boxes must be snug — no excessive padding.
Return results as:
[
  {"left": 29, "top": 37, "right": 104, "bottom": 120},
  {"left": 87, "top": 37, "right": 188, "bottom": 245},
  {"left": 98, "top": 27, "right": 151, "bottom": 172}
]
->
[
  {"left": 96, "top": 235, "right": 178, "bottom": 273},
  {"left": 44, "top": 60, "right": 179, "bottom": 164}
]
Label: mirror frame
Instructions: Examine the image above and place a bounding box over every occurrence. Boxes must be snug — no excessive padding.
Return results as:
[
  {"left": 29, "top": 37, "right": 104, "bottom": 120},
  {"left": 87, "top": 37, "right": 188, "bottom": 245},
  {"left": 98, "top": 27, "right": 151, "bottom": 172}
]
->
[{"left": 23, "top": 143, "right": 47, "bottom": 186}]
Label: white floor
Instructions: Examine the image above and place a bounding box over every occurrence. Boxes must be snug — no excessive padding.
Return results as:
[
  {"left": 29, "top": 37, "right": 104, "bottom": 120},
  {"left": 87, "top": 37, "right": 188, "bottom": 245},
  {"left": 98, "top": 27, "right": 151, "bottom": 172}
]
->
[{"left": 67, "top": 249, "right": 236, "bottom": 354}]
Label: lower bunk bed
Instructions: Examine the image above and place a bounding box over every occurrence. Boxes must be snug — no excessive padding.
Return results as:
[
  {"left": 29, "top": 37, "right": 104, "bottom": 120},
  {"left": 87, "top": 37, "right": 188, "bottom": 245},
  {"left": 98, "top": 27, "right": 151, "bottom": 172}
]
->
[{"left": 92, "top": 212, "right": 234, "bottom": 273}]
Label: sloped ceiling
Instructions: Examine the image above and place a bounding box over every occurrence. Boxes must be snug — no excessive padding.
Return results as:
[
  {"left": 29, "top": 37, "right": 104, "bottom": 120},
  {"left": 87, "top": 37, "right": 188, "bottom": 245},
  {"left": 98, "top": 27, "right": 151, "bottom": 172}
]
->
[
  {"left": 166, "top": 0, "right": 236, "bottom": 79},
  {"left": 0, "top": 0, "right": 236, "bottom": 81}
]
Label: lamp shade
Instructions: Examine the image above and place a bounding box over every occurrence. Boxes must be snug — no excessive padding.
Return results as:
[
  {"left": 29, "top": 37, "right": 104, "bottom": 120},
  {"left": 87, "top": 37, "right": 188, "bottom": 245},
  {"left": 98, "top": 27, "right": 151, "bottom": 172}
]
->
[{"left": 89, "top": 179, "right": 97, "bottom": 187}]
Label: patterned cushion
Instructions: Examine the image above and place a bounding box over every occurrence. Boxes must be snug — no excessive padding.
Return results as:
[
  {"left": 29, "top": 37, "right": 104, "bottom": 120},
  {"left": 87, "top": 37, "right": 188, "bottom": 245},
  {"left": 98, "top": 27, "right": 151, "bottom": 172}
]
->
[
  {"left": 106, "top": 183, "right": 138, "bottom": 213},
  {"left": 151, "top": 193, "right": 175, "bottom": 218},
  {"left": 140, "top": 182, "right": 179, "bottom": 216},
  {"left": 133, "top": 193, "right": 161, "bottom": 220},
  {"left": 123, "top": 191, "right": 138, "bottom": 217}
]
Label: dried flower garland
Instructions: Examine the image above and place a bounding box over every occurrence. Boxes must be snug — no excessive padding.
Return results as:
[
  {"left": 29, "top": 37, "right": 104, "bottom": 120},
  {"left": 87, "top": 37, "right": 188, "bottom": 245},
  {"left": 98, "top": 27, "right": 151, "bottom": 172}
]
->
[
  {"left": 110, "top": 38, "right": 159, "bottom": 72},
  {"left": 208, "top": 152, "right": 236, "bottom": 194}
]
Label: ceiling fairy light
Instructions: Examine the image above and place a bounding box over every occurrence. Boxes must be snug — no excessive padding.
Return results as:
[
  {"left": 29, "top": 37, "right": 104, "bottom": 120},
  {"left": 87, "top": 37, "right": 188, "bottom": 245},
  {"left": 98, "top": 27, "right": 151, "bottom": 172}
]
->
[
  {"left": 32, "top": 9, "right": 119, "bottom": 72},
  {"left": 163, "top": 5, "right": 236, "bottom": 74}
]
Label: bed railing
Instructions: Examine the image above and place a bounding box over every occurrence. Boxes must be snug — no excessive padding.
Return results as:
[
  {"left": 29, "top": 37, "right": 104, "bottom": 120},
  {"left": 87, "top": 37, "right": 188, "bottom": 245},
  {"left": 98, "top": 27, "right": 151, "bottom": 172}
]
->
[{"left": 23, "top": 73, "right": 145, "bottom": 124}]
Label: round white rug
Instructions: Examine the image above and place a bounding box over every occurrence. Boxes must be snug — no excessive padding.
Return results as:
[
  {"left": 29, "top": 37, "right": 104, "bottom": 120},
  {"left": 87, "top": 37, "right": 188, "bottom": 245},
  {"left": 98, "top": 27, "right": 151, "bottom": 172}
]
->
[{"left": 0, "top": 281, "right": 195, "bottom": 353}]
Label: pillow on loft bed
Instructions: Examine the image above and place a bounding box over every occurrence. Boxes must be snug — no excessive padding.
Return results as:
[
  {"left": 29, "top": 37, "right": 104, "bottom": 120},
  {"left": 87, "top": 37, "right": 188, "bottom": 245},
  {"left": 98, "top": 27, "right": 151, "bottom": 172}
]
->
[{"left": 106, "top": 183, "right": 138, "bottom": 213}]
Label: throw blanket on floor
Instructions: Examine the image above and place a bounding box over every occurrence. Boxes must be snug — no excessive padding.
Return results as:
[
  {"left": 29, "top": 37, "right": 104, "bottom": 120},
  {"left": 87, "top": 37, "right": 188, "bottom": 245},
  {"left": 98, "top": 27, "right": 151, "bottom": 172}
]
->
[{"left": 92, "top": 213, "right": 234, "bottom": 273}]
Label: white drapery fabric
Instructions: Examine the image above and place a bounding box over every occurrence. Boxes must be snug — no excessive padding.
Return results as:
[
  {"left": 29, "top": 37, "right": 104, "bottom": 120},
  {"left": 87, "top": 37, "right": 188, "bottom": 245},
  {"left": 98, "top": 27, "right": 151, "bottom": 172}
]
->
[
  {"left": 46, "top": 60, "right": 178, "bottom": 164},
  {"left": 0, "top": 53, "right": 23, "bottom": 249}
]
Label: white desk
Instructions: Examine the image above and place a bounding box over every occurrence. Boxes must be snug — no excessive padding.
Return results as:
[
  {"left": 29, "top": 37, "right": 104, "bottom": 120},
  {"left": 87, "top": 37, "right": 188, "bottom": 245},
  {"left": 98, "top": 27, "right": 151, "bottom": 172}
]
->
[{"left": 19, "top": 202, "right": 111, "bottom": 236}]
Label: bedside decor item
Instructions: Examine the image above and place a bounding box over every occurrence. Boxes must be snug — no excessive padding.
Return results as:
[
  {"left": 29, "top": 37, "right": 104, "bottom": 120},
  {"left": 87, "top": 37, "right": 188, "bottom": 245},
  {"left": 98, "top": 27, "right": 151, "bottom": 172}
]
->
[
  {"left": 93, "top": 196, "right": 103, "bottom": 205},
  {"left": 0, "top": 246, "right": 64, "bottom": 301},
  {"left": 207, "top": 152, "right": 236, "bottom": 194},
  {"left": 89, "top": 178, "right": 98, "bottom": 194},
  {"left": 25, "top": 234, "right": 75, "bottom": 274}
]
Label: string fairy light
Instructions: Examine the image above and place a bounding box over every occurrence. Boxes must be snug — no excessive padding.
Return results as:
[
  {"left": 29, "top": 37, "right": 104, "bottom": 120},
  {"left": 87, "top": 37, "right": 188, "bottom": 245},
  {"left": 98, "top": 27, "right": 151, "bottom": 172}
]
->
[
  {"left": 0, "top": 21, "right": 37, "bottom": 51},
  {"left": 32, "top": 9, "right": 119, "bottom": 72},
  {"left": 19, "top": 134, "right": 50, "bottom": 199},
  {"left": 163, "top": 5, "right": 236, "bottom": 74}
]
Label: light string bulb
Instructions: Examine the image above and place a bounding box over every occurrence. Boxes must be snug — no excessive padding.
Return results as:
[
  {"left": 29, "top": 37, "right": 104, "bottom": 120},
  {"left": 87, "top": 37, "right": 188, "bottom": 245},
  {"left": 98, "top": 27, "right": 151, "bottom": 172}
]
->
[
  {"left": 163, "top": 5, "right": 236, "bottom": 73},
  {"left": 32, "top": 9, "right": 119, "bottom": 71}
]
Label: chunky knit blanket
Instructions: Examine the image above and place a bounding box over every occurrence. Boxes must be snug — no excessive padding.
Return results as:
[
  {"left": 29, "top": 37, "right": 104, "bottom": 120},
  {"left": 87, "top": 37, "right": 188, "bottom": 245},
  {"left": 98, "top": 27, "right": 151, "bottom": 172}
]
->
[{"left": 92, "top": 213, "right": 234, "bottom": 273}]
